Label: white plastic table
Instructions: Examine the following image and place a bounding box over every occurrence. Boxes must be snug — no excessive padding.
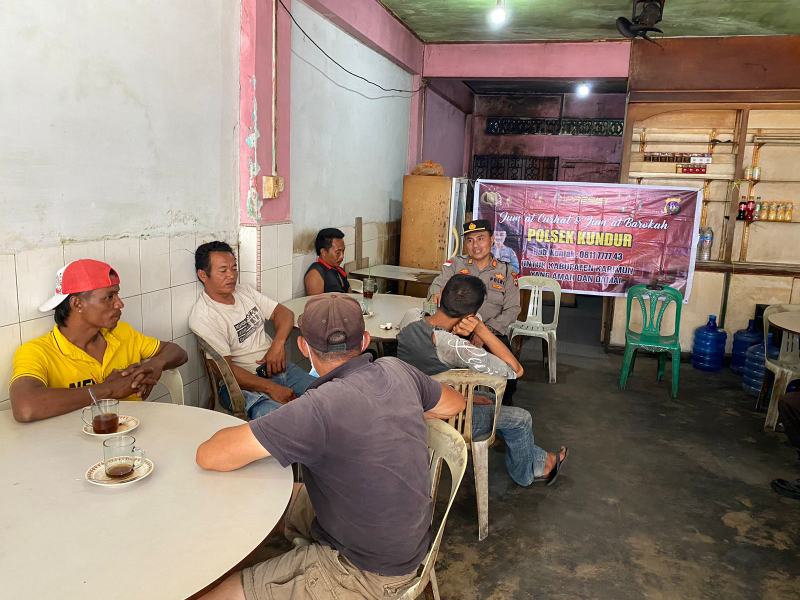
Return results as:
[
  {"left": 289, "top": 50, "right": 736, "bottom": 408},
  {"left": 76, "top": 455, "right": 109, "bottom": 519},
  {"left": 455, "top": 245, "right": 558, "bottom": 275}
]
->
[
  {"left": 0, "top": 402, "right": 292, "bottom": 600},
  {"left": 283, "top": 293, "right": 423, "bottom": 341},
  {"left": 350, "top": 264, "right": 439, "bottom": 286},
  {"left": 769, "top": 311, "right": 800, "bottom": 335}
]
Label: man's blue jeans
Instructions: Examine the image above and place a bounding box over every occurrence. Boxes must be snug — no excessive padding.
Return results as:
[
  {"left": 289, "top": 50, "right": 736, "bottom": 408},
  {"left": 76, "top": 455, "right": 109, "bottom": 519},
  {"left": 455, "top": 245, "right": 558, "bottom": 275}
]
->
[
  {"left": 218, "top": 362, "right": 316, "bottom": 420},
  {"left": 472, "top": 404, "right": 548, "bottom": 486}
]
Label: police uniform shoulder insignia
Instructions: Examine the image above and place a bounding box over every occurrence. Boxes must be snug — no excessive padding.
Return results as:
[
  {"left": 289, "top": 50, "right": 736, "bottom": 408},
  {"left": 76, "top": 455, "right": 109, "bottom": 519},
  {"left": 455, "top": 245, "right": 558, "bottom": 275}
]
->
[
  {"left": 512, "top": 272, "right": 520, "bottom": 287},
  {"left": 491, "top": 259, "right": 497, "bottom": 268}
]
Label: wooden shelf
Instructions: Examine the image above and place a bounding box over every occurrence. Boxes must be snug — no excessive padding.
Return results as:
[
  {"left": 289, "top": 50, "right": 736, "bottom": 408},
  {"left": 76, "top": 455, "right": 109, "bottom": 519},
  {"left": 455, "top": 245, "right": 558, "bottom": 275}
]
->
[
  {"left": 746, "top": 140, "right": 800, "bottom": 146},
  {"left": 747, "top": 179, "right": 800, "bottom": 184},
  {"left": 695, "top": 260, "right": 800, "bottom": 276},
  {"left": 631, "top": 141, "right": 735, "bottom": 146},
  {"left": 628, "top": 172, "right": 733, "bottom": 181},
  {"left": 746, "top": 219, "right": 799, "bottom": 224}
]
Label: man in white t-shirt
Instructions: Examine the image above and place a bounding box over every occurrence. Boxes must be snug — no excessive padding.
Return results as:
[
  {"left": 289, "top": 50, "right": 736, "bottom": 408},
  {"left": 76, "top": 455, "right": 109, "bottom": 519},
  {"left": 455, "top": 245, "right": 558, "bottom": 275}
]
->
[{"left": 189, "top": 241, "right": 315, "bottom": 419}]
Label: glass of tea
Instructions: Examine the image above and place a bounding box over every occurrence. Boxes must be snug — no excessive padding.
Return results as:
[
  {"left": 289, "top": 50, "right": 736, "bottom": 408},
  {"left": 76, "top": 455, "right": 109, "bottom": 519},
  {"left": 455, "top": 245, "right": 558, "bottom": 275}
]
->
[
  {"left": 82, "top": 399, "right": 120, "bottom": 434},
  {"left": 363, "top": 277, "right": 377, "bottom": 300},
  {"left": 102, "top": 435, "right": 146, "bottom": 478}
]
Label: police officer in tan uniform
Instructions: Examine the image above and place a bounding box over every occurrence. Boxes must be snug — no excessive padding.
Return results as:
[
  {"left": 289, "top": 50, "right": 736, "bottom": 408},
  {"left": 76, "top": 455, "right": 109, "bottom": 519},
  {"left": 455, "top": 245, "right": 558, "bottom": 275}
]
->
[{"left": 429, "top": 219, "right": 521, "bottom": 404}]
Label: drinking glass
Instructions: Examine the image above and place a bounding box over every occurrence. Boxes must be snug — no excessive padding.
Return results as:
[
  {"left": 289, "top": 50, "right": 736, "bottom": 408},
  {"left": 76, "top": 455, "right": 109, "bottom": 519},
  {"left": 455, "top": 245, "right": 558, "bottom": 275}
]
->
[
  {"left": 363, "top": 277, "right": 377, "bottom": 300},
  {"left": 81, "top": 399, "right": 119, "bottom": 434},
  {"left": 103, "top": 435, "right": 146, "bottom": 478}
]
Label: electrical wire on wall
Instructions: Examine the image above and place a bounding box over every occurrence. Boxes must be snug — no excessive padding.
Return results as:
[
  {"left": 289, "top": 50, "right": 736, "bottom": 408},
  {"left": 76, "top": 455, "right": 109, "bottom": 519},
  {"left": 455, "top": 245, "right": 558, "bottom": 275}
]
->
[{"left": 277, "top": 0, "right": 423, "bottom": 96}]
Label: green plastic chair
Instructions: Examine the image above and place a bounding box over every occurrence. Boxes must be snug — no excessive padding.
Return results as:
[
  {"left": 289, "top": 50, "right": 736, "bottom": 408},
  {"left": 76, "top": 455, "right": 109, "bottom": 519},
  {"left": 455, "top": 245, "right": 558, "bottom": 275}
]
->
[{"left": 618, "top": 284, "right": 684, "bottom": 398}]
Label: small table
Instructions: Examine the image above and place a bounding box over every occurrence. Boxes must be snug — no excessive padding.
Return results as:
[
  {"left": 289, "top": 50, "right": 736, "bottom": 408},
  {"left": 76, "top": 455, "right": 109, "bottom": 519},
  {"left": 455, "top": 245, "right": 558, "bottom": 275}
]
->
[
  {"left": 0, "top": 402, "right": 292, "bottom": 599},
  {"left": 350, "top": 264, "right": 440, "bottom": 294},
  {"left": 769, "top": 311, "right": 800, "bottom": 334},
  {"left": 284, "top": 293, "right": 423, "bottom": 341}
]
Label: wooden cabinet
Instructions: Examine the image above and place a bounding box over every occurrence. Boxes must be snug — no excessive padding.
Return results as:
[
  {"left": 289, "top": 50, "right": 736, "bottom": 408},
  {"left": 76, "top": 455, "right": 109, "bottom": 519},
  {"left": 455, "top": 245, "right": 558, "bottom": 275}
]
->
[{"left": 399, "top": 175, "right": 454, "bottom": 270}]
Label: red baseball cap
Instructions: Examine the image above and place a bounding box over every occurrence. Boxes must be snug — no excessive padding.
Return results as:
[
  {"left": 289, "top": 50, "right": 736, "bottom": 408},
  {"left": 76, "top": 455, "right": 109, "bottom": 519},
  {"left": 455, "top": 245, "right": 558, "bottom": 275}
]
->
[{"left": 39, "top": 259, "right": 121, "bottom": 312}]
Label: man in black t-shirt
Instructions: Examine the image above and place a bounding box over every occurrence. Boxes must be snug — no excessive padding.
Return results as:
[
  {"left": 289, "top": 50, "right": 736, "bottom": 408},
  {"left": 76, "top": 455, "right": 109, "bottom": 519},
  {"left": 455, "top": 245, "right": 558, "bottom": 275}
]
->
[{"left": 195, "top": 294, "right": 465, "bottom": 600}]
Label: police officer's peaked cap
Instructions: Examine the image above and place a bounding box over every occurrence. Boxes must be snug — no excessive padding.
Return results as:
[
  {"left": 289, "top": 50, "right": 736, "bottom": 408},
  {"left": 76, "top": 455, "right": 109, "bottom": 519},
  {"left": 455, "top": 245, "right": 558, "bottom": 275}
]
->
[{"left": 462, "top": 219, "right": 493, "bottom": 236}]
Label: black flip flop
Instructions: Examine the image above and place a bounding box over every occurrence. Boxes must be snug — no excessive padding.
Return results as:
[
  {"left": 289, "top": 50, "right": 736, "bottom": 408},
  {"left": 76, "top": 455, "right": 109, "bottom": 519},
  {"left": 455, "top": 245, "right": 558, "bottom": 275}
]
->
[
  {"left": 533, "top": 446, "right": 569, "bottom": 486},
  {"left": 771, "top": 478, "right": 800, "bottom": 500}
]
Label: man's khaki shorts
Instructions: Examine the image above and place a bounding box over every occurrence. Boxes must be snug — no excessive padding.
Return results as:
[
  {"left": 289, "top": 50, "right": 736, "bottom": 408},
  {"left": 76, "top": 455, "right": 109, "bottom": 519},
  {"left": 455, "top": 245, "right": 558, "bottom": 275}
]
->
[{"left": 241, "top": 487, "right": 417, "bottom": 600}]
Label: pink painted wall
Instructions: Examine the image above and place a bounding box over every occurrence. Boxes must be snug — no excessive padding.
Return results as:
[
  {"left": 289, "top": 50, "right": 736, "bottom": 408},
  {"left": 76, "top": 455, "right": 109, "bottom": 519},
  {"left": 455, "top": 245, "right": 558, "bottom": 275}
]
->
[
  {"left": 239, "top": 0, "right": 291, "bottom": 225},
  {"left": 263, "top": 0, "right": 293, "bottom": 223},
  {"left": 423, "top": 41, "right": 631, "bottom": 79},
  {"left": 302, "top": 0, "right": 424, "bottom": 73},
  {"left": 237, "top": 2, "right": 634, "bottom": 224},
  {"left": 472, "top": 94, "right": 626, "bottom": 182},
  {"left": 406, "top": 74, "right": 424, "bottom": 172},
  {"left": 421, "top": 88, "right": 468, "bottom": 177}
]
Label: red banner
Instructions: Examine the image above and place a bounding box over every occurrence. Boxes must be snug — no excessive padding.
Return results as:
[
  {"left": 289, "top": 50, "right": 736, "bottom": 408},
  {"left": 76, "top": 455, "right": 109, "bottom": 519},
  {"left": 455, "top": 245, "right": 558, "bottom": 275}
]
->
[{"left": 474, "top": 180, "right": 703, "bottom": 298}]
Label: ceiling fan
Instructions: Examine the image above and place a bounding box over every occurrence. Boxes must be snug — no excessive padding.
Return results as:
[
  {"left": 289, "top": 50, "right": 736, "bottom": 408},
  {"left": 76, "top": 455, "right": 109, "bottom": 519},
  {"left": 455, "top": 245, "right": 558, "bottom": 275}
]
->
[{"left": 616, "top": 0, "right": 665, "bottom": 44}]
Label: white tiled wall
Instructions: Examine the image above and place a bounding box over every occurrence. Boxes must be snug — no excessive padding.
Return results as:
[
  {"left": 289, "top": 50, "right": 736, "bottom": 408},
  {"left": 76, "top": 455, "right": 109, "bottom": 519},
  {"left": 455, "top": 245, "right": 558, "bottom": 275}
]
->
[
  {"left": 239, "top": 224, "right": 294, "bottom": 302},
  {"left": 0, "top": 231, "right": 237, "bottom": 407},
  {"left": 290, "top": 220, "right": 398, "bottom": 299}
]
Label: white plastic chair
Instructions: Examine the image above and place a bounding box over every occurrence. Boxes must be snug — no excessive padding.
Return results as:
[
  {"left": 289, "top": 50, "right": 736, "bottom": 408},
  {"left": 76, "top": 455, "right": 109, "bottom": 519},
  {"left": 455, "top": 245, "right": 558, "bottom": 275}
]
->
[
  {"left": 398, "top": 419, "right": 467, "bottom": 600},
  {"left": 347, "top": 278, "right": 363, "bottom": 293},
  {"left": 762, "top": 304, "right": 800, "bottom": 431},
  {"left": 155, "top": 369, "right": 185, "bottom": 404},
  {"left": 431, "top": 369, "right": 507, "bottom": 541},
  {"left": 508, "top": 276, "right": 561, "bottom": 383}
]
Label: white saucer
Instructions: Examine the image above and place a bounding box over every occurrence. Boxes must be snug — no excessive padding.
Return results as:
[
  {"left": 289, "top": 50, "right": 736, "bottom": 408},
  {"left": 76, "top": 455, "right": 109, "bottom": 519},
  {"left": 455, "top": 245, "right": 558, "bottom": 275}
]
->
[
  {"left": 85, "top": 458, "right": 154, "bottom": 487},
  {"left": 82, "top": 415, "right": 140, "bottom": 437}
]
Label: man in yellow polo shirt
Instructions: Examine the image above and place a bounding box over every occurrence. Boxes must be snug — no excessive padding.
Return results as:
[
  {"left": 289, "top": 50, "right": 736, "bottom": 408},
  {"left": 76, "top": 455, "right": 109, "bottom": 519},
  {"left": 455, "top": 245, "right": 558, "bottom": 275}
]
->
[{"left": 10, "top": 259, "right": 187, "bottom": 422}]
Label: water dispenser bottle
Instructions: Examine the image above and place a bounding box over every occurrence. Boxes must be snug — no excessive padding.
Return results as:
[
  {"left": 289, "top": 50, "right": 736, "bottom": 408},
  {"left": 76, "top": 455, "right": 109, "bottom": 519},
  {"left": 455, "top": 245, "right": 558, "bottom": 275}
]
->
[
  {"left": 731, "top": 319, "right": 761, "bottom": 374},
  {"left": 691, "top": 314, "right": 727, "bottom": 372},
  {"left": 742, "top": 342, "right": 767, "bottom": 397}
]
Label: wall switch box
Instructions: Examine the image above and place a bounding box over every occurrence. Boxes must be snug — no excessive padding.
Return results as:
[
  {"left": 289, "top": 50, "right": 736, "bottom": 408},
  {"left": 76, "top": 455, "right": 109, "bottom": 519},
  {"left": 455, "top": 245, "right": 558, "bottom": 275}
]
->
[{"left": 262, "top": 175, "right": 284, "bottom": 199}]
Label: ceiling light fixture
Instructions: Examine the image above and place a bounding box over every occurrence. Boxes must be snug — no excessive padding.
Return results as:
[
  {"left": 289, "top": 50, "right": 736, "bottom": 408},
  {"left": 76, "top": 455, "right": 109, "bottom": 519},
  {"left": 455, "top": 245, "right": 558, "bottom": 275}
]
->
[
  {"left": 576, "top": 83, "right": 591, "bottom": 98},
  {"left": 489, "top": 0, "right": 507, "bottom": 26}
]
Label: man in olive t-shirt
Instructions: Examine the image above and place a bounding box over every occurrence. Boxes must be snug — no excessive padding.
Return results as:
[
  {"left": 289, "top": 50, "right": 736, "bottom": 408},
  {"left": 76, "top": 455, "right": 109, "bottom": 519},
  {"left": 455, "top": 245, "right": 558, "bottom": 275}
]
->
[{"left": 195, "top": 294, "right": 465, "bottom": 600}]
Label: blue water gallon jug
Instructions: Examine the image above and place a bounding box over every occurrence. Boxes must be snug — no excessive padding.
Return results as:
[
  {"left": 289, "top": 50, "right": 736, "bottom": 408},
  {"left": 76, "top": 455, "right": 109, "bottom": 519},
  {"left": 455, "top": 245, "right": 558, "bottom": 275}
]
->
[
  {"left": 742, "top": 342, "right": 767, "bottom": 397},
  {"left": 691, "top": 314, "right": 727, "bottom": 372},
  {"left": 731, "top": 319, "right": 761, "bottom": 374}
]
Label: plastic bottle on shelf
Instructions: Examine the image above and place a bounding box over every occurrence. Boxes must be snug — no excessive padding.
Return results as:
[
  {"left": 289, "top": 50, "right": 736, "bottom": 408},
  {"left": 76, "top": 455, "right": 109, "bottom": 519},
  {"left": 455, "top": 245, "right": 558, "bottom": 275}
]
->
[
  {"left": 696, "top": 227, "right": 713, "bottom": 261},
  {"left": 691, "top": 314, "right": 727, "bottom": 372},
  {"left": 736, "top": 199, "right": 747, "bottom": 221},
  {"left": 776, "top": 203, "right": 786, "bottom": 222},
  {"left": 768, "top": 202, "right": 778, "bottom": 221},
  {"left": 731, "top": 320, "right": 761, "bottom": 374},
  {"left": 786, "top": 202, "right": 794, "bottom": 222},
  {"left": 753, "top": 200, "right": 762, "bottom": 221}
]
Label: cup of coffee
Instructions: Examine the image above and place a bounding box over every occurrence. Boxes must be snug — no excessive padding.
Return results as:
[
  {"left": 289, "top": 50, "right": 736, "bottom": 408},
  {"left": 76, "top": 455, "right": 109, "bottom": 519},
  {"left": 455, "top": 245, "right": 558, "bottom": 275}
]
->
[
  {"left": 102, "top": 435, "right": 145, "bottom": 478},
  {"left": 82, "top": 399, "right": 120, "bottom": 434}
]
